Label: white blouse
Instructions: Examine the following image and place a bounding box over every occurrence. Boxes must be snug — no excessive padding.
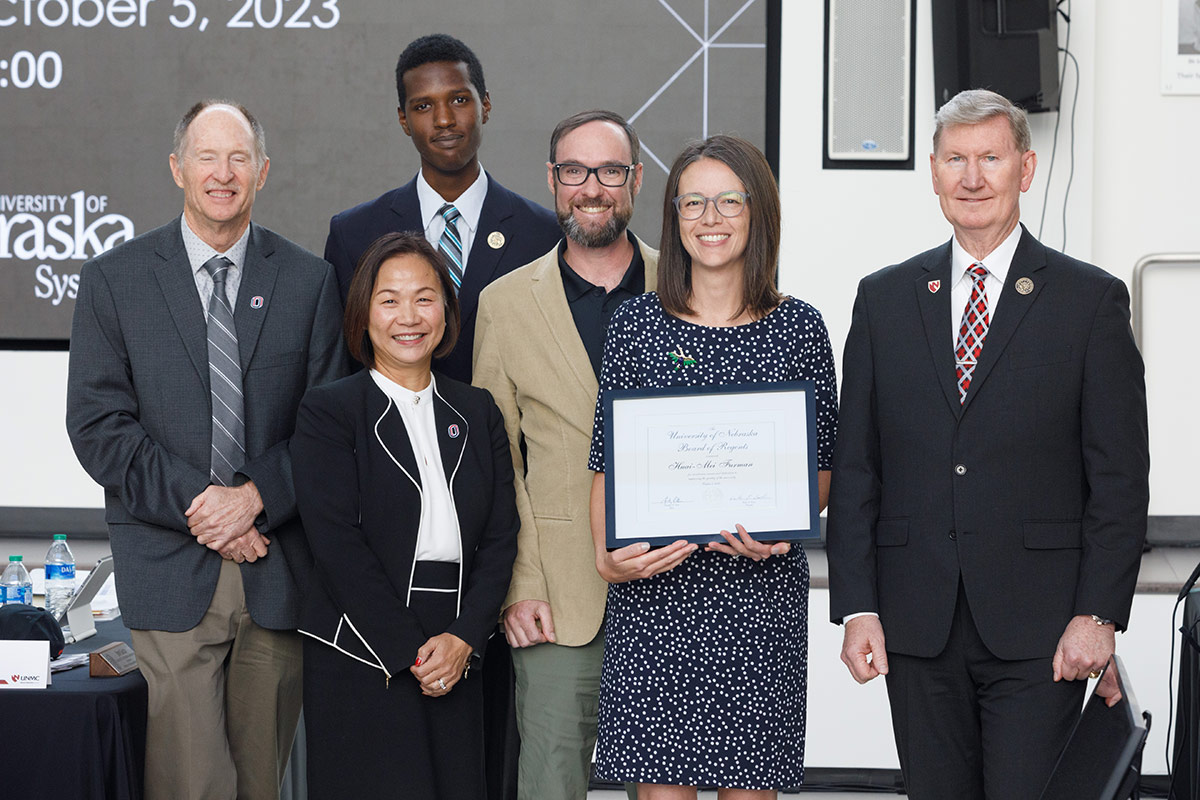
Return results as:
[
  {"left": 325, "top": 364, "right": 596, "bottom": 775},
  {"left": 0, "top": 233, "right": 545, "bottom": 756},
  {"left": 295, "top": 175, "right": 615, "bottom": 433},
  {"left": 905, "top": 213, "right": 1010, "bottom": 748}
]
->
[{"left": 370, "top": 370, "right": 462, "bottom": 564}]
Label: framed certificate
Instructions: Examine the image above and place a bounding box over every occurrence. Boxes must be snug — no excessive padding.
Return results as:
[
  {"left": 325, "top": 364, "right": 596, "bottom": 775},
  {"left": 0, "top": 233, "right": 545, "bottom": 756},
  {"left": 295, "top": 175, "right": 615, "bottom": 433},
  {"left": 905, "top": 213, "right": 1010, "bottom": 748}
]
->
[{"left": 602, "top": 381, "right": 820, "bottom": 549}]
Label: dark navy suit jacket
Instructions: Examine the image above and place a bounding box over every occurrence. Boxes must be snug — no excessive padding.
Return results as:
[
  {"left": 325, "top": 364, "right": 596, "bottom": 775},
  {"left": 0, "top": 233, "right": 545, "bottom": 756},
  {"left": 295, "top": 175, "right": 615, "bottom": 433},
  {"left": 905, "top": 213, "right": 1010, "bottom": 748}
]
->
[
  {"left": 827, "top": 226, "right": 1150, "bottom": 661},
  {"left": 324, "top": 173, "right": 560, "bottom": 382}
]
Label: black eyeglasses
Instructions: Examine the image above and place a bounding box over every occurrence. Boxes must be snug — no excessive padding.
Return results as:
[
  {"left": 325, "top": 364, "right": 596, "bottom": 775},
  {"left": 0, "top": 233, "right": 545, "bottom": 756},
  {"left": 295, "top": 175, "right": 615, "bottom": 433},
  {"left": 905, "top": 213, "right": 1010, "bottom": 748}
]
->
[
  {"left": 672, "top": 191, "right": 751, "bottom": 220},
  {"left": 553, "top": 163, "right": 636, "bottom": 187}
]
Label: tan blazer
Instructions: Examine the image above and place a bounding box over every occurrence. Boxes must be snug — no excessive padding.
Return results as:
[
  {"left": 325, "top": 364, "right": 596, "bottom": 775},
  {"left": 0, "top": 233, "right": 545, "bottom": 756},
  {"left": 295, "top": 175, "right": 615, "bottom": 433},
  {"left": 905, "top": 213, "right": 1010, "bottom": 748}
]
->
[{"left": 473, "top": 237, "right": 658, "bottom": 646}]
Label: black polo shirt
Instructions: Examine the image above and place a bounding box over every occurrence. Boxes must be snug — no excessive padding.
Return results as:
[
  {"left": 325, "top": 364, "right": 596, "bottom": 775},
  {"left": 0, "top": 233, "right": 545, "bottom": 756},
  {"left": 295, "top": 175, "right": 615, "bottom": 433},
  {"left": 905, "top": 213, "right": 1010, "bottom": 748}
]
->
[{"left": 557, "top": 231, "right": 646, "bottom": 379}]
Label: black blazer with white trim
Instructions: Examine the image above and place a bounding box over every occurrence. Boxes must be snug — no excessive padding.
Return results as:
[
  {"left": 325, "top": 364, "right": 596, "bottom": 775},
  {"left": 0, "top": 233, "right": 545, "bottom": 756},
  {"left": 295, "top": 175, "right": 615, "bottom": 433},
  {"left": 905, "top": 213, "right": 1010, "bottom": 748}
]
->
[{"left": 291, "top": 368, "right": 518, "bottom": 681}]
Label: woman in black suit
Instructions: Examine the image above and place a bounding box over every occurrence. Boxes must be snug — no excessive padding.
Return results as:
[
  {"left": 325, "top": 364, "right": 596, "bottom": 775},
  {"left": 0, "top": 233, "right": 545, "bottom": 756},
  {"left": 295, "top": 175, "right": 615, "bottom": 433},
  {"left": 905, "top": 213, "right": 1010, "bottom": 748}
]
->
[{"left": 292, "top": 232, "right": 518, "bottom": 798}]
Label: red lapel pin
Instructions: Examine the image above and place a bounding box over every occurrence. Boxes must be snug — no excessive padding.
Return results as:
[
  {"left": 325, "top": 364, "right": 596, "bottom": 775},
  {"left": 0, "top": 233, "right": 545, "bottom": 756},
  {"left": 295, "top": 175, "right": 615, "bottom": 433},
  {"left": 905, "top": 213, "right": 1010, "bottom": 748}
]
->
[{"left": 928, "top": 280, "right": 941, "bottom": 293}]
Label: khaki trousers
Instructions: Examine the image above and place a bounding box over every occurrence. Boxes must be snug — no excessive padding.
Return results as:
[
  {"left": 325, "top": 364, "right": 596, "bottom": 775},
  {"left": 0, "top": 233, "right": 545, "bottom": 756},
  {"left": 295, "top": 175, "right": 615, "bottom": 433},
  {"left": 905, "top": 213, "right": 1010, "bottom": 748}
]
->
[{"left": 131, "top": 558, "right": 303, "bottom": 800}]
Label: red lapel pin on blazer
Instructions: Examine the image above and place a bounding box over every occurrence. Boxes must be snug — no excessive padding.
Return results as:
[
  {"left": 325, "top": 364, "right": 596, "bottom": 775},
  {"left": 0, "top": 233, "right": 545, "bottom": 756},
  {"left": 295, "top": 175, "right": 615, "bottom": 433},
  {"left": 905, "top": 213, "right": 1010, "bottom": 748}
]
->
[{"left": 928, "top": 280, "right": 941, "bottom": 293}]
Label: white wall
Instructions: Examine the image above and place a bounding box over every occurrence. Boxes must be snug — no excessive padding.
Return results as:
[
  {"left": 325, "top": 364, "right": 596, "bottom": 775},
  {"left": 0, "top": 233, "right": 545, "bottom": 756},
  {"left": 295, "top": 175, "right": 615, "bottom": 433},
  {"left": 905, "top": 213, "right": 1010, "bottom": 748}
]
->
[
  {"left": 780, "top": 1, "right": 1199, "bottom": 517},
  {"left": 1094, "top": 5, "right": 1200, "bottom": 516}
]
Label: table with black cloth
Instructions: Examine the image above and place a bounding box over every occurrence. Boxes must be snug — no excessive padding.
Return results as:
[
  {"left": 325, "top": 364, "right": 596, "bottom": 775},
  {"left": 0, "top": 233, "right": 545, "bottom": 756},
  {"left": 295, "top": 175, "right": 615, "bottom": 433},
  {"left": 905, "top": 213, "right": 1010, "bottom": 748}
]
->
[{"left": 0, "top": 618, "right": 146, "bottom": 800}]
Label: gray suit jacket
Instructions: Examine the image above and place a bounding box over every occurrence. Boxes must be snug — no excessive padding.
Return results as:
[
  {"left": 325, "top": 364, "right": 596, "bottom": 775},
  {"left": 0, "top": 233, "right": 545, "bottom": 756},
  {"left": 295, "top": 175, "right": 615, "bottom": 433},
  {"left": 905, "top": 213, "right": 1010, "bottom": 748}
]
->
[{"left": 66, "top": 218, "right": 347, "bottom": 632}]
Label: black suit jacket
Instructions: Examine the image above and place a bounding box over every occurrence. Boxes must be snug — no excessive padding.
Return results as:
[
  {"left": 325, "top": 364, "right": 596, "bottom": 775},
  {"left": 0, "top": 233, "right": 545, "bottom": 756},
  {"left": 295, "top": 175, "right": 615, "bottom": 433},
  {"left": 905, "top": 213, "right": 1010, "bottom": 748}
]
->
[
  {"left": 323, "top": 173, "right": 560, "bottom": 382},
  {"left": 827, "top": 227, "right": 1149, "bottom": 661},
  {"left": 291, "top": 369, "right": 518, "bottom": 681},
  {"left": 66, "top": 219, "right": 348, "bottom": 631}
]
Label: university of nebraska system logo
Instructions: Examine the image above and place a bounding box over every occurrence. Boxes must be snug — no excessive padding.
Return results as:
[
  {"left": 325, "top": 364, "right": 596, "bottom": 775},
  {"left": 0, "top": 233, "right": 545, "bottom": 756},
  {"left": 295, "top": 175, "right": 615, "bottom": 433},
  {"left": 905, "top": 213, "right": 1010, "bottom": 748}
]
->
[{"left": 1, "top": 190, "right": 136, "bottom": 307}]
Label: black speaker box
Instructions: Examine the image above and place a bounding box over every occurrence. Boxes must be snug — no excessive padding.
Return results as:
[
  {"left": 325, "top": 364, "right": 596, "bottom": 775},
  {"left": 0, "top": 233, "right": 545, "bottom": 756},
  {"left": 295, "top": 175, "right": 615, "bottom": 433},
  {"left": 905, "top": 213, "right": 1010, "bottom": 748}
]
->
[{"left": 931, "top": 0, "right": 1060, "bottom": 112}]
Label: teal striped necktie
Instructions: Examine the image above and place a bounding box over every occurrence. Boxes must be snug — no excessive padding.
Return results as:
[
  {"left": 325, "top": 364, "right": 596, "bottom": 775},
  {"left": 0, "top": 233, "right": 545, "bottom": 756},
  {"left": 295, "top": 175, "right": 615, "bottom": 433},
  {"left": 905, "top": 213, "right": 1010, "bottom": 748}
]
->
[{"left": 437, "top": 203, "right": 464, "bottom": 293}]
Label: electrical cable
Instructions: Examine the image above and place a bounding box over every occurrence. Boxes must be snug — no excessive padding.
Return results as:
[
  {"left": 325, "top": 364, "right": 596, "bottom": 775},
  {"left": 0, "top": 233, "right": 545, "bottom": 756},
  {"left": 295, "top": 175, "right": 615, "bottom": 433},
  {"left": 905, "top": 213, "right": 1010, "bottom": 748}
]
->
[
  {"left": 1166, "top": 597, "right": 1181, "bottom": 790},
  {"left": 1037, "top": 0, "right": 1071, "bottom": 243},
  {"left": 1060, "top": 47, "right": 1080, "bottom": 252}
]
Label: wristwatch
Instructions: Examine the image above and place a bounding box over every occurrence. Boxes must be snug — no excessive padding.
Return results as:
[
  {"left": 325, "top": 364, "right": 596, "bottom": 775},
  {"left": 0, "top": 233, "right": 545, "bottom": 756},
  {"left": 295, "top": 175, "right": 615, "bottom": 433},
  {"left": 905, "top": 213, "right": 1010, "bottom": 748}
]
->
[{"left": 1090, "top": 614, "right": 1115, "bottom": 626}]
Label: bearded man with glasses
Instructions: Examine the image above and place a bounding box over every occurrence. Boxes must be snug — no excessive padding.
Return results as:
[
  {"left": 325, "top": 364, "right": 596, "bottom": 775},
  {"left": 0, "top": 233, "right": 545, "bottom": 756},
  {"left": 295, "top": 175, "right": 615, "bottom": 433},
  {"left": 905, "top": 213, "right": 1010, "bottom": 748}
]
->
[{"left": 473, "top": 109, "right": 657, "bottom": 800}]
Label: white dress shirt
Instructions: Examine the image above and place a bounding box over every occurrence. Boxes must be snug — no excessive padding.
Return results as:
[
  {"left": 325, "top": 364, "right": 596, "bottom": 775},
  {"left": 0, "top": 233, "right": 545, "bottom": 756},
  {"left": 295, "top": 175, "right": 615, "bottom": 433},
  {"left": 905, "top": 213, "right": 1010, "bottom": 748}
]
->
[
  {"left": 370, "top": 370, "right": 462, "bottom": 564},
  {"left": 181, "top": 215, "right": 250, "bottom": 309},
  {"left": 416, "top": 167, "right": 489, "bottom": 273}
]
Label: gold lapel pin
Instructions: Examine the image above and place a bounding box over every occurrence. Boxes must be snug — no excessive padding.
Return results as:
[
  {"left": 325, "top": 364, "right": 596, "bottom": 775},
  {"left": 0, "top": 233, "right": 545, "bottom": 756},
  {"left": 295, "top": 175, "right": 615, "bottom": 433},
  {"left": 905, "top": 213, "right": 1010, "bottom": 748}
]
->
[
  {"left": 487, "top": 231, "right": 505, "bottom": 249},
  {"left": 1015, "top": 277, "right": 1034, "bottom": 295}
]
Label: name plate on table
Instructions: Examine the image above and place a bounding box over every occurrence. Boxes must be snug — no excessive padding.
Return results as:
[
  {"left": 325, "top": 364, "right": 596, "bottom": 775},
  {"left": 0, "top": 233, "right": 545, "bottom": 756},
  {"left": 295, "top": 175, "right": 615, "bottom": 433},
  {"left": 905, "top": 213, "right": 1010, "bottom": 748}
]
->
[
  {"left": 603, "top": 381, "right": 820, "bottom": 549},
  {"left": 90, "top": 642, "right": 138, "bottom": 677},
  {"left": 0, "top": 640, "right": 51, "bottom": 689}
]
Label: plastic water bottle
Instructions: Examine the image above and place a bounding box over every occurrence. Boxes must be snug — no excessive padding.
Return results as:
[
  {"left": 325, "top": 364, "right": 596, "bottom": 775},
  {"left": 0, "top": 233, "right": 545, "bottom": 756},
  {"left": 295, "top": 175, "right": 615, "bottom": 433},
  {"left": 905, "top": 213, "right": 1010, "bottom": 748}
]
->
[
  {"left": 44, "top": 534, "right": 76, "bottom": 619},
  {"left": 1, "top": 555, "right": 33, "bottom": 606}
]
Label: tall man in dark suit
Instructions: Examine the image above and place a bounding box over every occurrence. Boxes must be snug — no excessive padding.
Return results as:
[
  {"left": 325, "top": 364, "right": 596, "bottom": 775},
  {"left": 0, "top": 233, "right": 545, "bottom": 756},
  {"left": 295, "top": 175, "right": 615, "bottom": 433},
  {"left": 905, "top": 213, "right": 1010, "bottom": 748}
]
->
[
  {"left": 827, "top": 89, "right": 1150, "bottom": 798},
  {"left": 324, "top": 33, "right": 560, "bottom": 382},
  {"left": 66, "top": 100, "right": 346, "bottom": 800}
]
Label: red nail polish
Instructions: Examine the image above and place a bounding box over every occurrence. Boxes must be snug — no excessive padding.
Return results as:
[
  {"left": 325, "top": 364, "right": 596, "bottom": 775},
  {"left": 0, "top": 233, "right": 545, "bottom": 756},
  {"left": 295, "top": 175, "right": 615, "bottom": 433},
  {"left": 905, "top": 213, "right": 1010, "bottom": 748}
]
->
[{"left": 415, "top": 657, "right": 422, "bottom": 666}]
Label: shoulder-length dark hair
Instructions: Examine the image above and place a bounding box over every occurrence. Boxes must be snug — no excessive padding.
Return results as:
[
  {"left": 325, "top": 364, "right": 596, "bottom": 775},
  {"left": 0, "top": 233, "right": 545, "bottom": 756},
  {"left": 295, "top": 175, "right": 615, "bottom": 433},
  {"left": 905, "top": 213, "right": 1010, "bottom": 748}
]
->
[
  {"left": 657, "top": 135, "right": 783, "bottom": 321},
  {"left": 343, "top": 232, "right": 461, "bottom": 367}
]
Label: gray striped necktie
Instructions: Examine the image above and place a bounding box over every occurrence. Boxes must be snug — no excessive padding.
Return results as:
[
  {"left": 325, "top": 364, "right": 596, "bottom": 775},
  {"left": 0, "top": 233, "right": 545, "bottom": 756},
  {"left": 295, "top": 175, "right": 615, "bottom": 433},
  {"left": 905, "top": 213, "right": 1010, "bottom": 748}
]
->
[
  {"left": 203, "top": 255, "right": 245, "bottom": 486},
  {"left": 437, "top": 203, "right": 464, "bottom": 293}
]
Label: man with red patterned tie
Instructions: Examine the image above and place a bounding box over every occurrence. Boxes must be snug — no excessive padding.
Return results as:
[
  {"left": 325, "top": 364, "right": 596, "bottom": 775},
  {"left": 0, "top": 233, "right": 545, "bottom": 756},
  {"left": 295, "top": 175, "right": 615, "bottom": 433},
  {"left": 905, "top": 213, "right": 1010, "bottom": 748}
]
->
[{"left": 827, "top": 88, "right": 1150, "bottom": 799}]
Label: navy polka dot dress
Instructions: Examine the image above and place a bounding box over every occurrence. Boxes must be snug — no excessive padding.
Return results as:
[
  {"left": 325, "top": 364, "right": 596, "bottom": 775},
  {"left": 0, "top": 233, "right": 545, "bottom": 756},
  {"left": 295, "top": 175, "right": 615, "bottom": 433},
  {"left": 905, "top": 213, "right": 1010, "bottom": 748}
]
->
[{"left": 587, "top": 292, "right": 838, "bottom": 790}]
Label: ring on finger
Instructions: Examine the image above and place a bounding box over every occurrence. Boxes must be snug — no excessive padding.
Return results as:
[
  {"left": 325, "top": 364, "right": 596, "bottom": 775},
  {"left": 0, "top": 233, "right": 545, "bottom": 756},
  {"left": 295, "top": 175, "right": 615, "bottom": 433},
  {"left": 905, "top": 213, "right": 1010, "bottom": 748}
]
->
[
  {"left": 1089, "top": 670, "right": 1101, "bottom": 679},
  {"left": 437, "top": 678, "right": 447, "bottom": 691}
]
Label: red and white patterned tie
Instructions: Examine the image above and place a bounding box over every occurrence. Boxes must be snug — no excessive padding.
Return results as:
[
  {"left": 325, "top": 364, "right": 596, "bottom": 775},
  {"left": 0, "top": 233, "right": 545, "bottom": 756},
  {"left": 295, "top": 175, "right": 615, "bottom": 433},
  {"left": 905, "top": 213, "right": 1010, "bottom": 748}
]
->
[{"left": 955, "top": 263, "right": 989, "bottom": 403}]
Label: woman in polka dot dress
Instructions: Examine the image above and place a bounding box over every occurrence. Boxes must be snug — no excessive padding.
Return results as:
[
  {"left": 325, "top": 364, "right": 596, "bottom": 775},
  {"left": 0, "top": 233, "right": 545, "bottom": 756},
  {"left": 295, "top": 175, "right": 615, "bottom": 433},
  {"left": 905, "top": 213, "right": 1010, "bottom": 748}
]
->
[{"left": 586, "top": 136, "right": 838, "bottom": 798}]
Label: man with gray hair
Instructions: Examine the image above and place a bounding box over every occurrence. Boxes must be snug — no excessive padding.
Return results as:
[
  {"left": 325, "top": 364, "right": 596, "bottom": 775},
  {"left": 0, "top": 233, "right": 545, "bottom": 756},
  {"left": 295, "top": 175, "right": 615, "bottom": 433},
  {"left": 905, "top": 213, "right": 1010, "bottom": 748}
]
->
[
  {"left": 827, "top": 88, "right": 1149, "bottom": 797},
  {"left": 67, "top": 99, "right": 346, "bottom": 800},
  {"left": 473, "top": 109, "right": 656, "bottom": 799}
]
